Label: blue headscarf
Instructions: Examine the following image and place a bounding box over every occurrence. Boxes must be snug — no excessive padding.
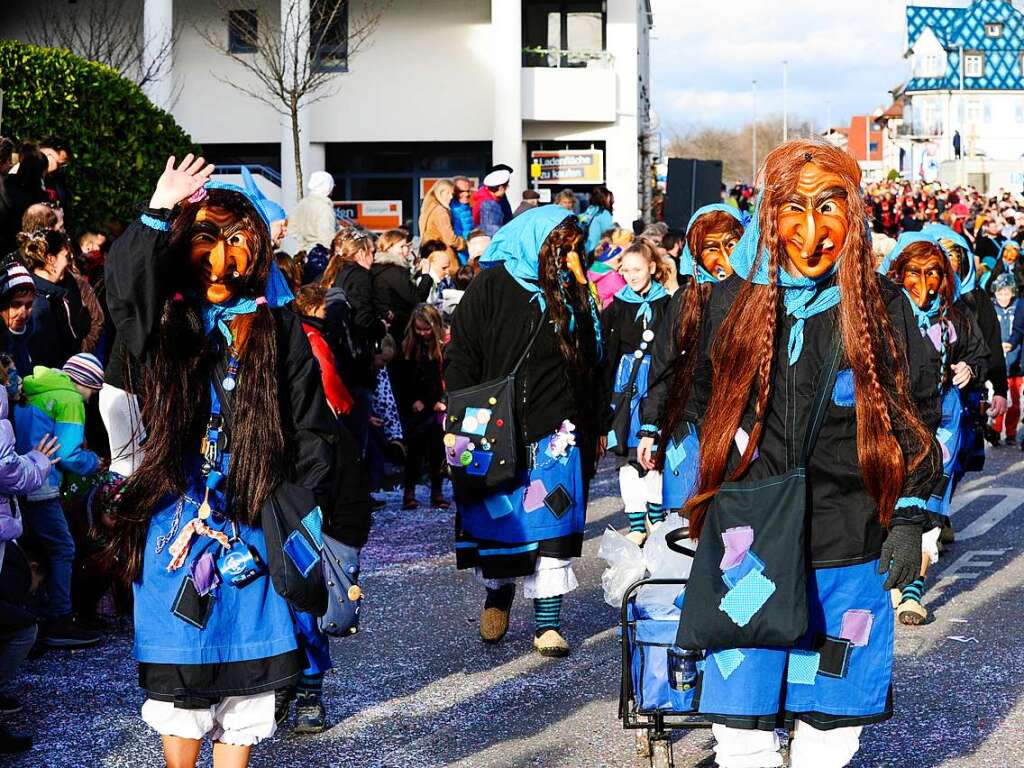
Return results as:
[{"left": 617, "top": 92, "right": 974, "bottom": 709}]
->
[
  {"left": 478, "top": 205, "right": 573, "bottom": 310},
  {"left": 729, "top": 193, "right": 843, "bottom": 365},
  {"left": 678, "top": 204, "right": 745, "bottom": 284},
  {"left": 614, "top": 280, "right": 668, "bottom": 323},
  {"left": 922, "top": 223, "right": 976, "bottom": 295},
  {"left": 197, "top": 180, "right": 295, "bottom": 345},
  {"left": 240, "top": 168, "right": 287, "bottom": 224},
  {"left": 997, "top": 240, "right": 1021, "bottom": 271}
]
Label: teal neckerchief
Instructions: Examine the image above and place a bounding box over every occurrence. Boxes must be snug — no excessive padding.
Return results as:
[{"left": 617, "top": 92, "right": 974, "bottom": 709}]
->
[
  {"left": 779, "top": 268, "right": 841, "bottom": 366},
  {"left": 202, "top": 261, "right": 295, "bottom": 345},
  {"left": 614, "top": 280, "right": 667, "bottom": 323}
]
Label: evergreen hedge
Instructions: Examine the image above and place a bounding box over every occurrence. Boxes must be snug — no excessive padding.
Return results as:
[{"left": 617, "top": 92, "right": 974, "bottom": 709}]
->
[{"left": 0, "top": 40, "right": 197, "bottom": 233}]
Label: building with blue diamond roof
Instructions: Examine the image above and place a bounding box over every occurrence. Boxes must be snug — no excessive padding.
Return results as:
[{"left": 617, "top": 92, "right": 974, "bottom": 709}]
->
[{"left": 896, "top": 0, "right": 1024, "bottom": 191}]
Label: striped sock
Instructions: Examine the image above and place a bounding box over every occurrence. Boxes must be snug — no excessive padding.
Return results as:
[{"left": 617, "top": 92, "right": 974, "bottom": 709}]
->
[
  {"left": 534, "top": 596, "right": 563, "bottom": 632},
  {"left": 647, "top": 503, "right": 667, "bottom": 525},
  {"left": 625, "top": 510, "right": 647, "bottom": 534},
  {"left": 901, "top": 578, "right": 926, "bottom": 604},
  {"left": 297, "top": 672, "right": 324, "bottom": 697}
]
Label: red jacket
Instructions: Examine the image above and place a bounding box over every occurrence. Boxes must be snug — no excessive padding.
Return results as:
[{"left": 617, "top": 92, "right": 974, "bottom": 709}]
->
[
  {"left": 302, "top": 321, "right": 353, "bottom": 416},
  {"left": 471, "top": 186, "right": 497, "bottom": 224}
]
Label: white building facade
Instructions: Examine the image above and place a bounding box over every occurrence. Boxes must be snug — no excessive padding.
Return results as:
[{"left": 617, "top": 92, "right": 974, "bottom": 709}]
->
[
  {"left": 1, "top": 0, "right": 653, "bottom": 225},
  {"left": 896, "top": 0, "right": 1024, "bottom": 192}
]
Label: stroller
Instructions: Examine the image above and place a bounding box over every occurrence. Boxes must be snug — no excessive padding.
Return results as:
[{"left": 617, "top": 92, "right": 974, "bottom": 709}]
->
[{"left": 619, "top": 537, "right": 709, "bottom": 768}]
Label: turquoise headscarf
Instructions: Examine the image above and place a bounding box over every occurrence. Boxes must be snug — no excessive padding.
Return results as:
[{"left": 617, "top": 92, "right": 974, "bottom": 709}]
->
[
  {"left": 197, "top": 181, "right": 295, "bottom": 344},
  {"left": 729, "top": 192, "right": 843, "bottom": 365},
  {"left": 239, "top": 168, "right": 287, "bottom": 225},
  {"left": 922, "top": 222, "right": 976, "bottom": 295},
  {"left": 615, "top": 280, "right": 668, "bottom": 323},
  {"left": 478, "top": 205, "right": 573, "bottom": 310},
  {"left": 678, "top": 204, "right": 745, "bottom": 284}
]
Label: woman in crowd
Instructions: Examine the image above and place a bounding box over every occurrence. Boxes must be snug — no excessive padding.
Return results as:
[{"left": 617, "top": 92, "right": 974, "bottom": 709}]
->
[
  {"left": 323, "top": 229, "right": 388, "bottom": 455},
  {"left": 445, "top": 206, "right": 603, "bottom": 658},
  {"left": 638, "top": 204, "right": 745, "bottom": 514},
  {"left": 881, "top": 232, "right": 988, "bottom": 625},
  {"left": 580, "top": 186, "right": 615, "bottom": 258},
  {"left": 600, "top": 240, "right": 670, "bottom": 545},
  {"left": 392, "top": 304, "right": 447, "bottom": 510},
  {"left": 371, "top": 229, "right": 432, "bottom": 339},
  {"left": 104, "top": 156, "right": 337, "bottom": 767},
  {"left": 679, "top": 141, "right": 940, "bottom": 768},
  {"left": 18, "top": 229, "right": 80, "bottom": 370},
  {"left": 0, "top": 262, "right": 37, "bottom": 377},
  {"left": 418, "top": 180, "right": 464, "bottom": 273}
]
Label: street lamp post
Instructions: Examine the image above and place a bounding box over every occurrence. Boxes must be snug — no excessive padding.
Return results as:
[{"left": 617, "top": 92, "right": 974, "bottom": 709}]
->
[
  {"left": 782, "top": 60, "right": 789, "bottom": 142},
  {"left": 752, "top": 79, "right": 758, "bottom": 184}
]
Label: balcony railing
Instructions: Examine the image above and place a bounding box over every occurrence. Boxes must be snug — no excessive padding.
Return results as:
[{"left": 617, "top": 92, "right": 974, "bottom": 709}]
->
[
  {"left": 522, "top": 46, "right": 615, "bottom": 69},
  {"left": 897, "top": 123, "right": 943, "bottom": 138}
]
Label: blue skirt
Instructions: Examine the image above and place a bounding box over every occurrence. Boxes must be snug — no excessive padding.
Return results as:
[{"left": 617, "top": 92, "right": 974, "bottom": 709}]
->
[{"left": 698, "top": 559, "right": 894, "bottom": 730}]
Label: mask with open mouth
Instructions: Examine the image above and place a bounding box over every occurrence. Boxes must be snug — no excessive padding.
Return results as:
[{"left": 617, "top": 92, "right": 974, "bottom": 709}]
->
[
  {"left": 778, "top": 163, "right": 849, "bottom": 279},
  {"left": 189, "top": 205, "right": 256, "bottom": 304}
]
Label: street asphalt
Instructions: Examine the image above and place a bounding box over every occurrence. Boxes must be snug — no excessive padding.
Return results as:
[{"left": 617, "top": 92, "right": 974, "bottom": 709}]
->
[{"left": 6, "top": 446, "right": 1023, "bottom": 768}]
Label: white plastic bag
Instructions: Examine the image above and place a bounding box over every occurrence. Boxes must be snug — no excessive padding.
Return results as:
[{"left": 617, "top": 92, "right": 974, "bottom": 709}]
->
[
  {"left": 644, "top": 512, "right": 694, "bottom": 580},
  {"left": 598, "top": 526, "right": 645, "bottom": 608}
]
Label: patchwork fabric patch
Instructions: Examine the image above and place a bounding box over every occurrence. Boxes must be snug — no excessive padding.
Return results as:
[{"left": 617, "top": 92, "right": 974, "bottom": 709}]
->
[
  {"left": 544, "top": 485, "right": 572, "bottom": 519},
  {"left": 483, "top": 492, "right": 515, "bottom": 520},
  {"left": 605, "top": 428, "right": 618, "bottom": 452},
  {"left": 831, "top": 368, "right": 856, "bottom": 407},
  {"left": 719, "top": 570, "right": 776, "bottom": 627},
  {"left": 465, "top": 451, "right": 493, "bottom": 477},
  {"left": 722, "top": 550, "right": 766, "bottom": 589},
  {"left": 283, "top": 530, "right": 320, "bottom": 577},
  {"left": 712, "top": 648, "right": 746, "bottom": 681},
  {"left": 720, "top": 525, "right": 754, "bottom": 569},
  {"left": 445, "top": 435, "right": 472, "bottom": 466},
  {"left": 665, "top": 437, "right": 688, "bottom": 472},
  {"left": 815, "top": 635, "right": 852, "bottom": 679},
  {"left": 523, "top": 479, "right": 548, "bottom": 513},
  {"left": 786, "top": 650, "right": 821, "bottom": 685},
  {"left": 461, "top": 408, "right": 490, "bottom": 437},
  {"left": 839, "top": 609, "right": 874, "bottom": 648},
  {"left": 301, "top": 506, "right": 324, "bottom": 549}
]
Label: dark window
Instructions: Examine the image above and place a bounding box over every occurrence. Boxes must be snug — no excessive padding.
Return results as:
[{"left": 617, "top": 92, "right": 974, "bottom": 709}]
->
[
  {"left": 311, "top": 0, "right": 349, "bottom": 72},
  {"left": 523, "top": 1, "right": 606, "bottom": 67},
  {"left": 228, "top": 10, "right": 258, "bottom": 54}
]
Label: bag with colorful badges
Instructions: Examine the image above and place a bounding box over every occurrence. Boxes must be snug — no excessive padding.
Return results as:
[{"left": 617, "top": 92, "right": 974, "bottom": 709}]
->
[{"left": 444, "top": 310, "right": 548, "bottom": 492}]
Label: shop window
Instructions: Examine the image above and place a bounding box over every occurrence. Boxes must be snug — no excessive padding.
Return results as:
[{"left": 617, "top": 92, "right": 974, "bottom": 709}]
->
[{"left": 311, "top": 0, "right": 348, "bottom": 72}]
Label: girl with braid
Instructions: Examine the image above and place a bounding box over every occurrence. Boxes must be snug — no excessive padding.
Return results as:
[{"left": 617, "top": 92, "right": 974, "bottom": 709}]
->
[
  {"left": 444, "top": 206, "right": 602, "bottom": 658},
  {"left": 880, "top": 232, "right": 988, "bottom": 626},
  {"left": 637, "top": 204, "right": 745, "bottom": 516},
  {"left": 680, "top": 141, "right": 941, "bottom": 768}
]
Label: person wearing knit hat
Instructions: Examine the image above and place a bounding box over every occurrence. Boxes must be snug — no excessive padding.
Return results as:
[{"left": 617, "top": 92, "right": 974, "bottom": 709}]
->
[
  {"left": 62, "top": 352, "right": 104, "bottom": 393},
  {"left": 291, "top": 170, "right": 337, "bottom": 254},
  {"left": 0, "top": 262, "right": 37, "bottom": 377},
  {"left": 992, "top": 272, "right": 1022, "bottom": 447}
]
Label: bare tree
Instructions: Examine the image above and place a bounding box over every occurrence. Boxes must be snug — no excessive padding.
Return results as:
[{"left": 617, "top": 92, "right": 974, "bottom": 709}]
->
[
  {"left": 26, "top": 0, "right": 176, "bottom": 90},
  {"left": 197, "top": 0, "right": 390, "bottom": 201}
]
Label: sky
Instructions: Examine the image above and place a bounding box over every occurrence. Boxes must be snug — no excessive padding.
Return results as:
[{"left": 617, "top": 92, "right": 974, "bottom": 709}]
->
[{"left": 649, "top": 0, "right": 925, "bottom": 135}]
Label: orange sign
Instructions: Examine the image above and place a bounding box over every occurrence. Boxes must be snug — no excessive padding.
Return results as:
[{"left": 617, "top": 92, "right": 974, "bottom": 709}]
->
[{"left": 334, "top": 201, "right": 403, "bottom": 232}]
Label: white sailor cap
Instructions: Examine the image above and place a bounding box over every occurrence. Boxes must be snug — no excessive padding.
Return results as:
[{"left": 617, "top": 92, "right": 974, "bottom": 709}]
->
[{"left": 483, "top": 168, "right": 512, "bottom": 187}]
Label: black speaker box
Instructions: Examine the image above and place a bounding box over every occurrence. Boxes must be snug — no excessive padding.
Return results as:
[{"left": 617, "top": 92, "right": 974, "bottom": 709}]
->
[{"left": 664, "top": 158, "right": 723, "bottom": 229}]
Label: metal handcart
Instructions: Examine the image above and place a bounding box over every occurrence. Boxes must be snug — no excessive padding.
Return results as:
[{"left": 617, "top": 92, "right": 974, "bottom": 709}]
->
[{"left": 619, "top": 576, "right": 710, "bottom": 768}]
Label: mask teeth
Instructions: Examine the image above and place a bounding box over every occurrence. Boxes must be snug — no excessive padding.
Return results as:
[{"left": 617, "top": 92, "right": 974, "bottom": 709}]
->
[{"left": 715, "top": 267, "right": 727, "bottom": 280}]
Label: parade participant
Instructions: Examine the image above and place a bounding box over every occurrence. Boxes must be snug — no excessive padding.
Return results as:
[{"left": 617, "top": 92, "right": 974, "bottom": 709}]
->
[
  {"left": 880, "top": 232, "right": 988, "bottom": 625},
  {"left": 104, "top": 155, "right": 337, "bottom": 768},
  {"left": 587, "top": 228, "right": 631, "bottom": 308},
  {"left": 678, "top": 140, "right": 940, "bottom": 768},
  {"left": 637, "top": 204, "right": 745, "bottom": 513},
  {"left": 992, "top": 275, "right": 1022, "bottom": 446},
  {"left": 445, "top": 206, "right": 602, "bottom": 658},
  {"left": 988, "top": 241, "right": 1023, "bottom": 295},
  {"left": 924, "top": 223, "right": 1009, "bottom": 447},
  {"left": 580, "top": 186, "right": 615, "bottom": 257},
  {"left": 600, "top": 240, "right": 670, "bottom": 545}
]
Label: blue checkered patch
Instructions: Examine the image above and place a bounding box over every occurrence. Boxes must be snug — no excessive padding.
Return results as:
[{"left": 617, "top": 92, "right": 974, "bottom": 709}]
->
[
  {"left": 719, "top": 570, "right": 776, "bottom": 627},
  {"left": 786, "top": 650, "right": 820, "bottom": 685},
  {"left": 301, "top": 506, "right": 324, "bottom": 550},
  {"left": 712, "top": 648, "right": 746, "bottom": 681}
]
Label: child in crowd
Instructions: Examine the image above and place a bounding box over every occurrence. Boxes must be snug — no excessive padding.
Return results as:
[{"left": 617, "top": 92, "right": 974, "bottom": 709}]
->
[
  {"left": 392, "top": 304, "right": 447, "bottom": 510},
  {"left": 438, "top": 264, "right": 476, "bottom": 325},
  {"left": 992, "top": 273, "right": 1022, "bottom": 445},
  {"left": 14, "top": 353, "right": 104, "bottom": 648},
  {"left": 294, "top": 284, "right": 354, "bottom": 418}
]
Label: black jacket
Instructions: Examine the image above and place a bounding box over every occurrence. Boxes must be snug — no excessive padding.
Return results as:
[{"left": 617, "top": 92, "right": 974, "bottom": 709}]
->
[
  {"left": 28, "top": 272, "right": 80, "bottom": 369},
  {"left": 390, "top": 349, "right": 445, "bottom": 437},
  {"left": 445, "top": 264, "right": 602, "bottom": 454},
  {"left": 371, "top": 261, "right": 432, "bottom": 342},
  {"left": 600, "top": 288, "right": 671, "bottom": 431},
  {"left": 960, "top": 287, "right": 1008, "bottom": 397},
  {"left": 683, "top": 275, "right": 942, "bottom": 568},
  {"left": 105, "top": 214, "right": 338, "bottom": 513},
  {"left": 640, "top": 282, "right": 698, "bottom": 436},
  {"left": 334, "top": 261, "right": 387, "bottom": 390}
]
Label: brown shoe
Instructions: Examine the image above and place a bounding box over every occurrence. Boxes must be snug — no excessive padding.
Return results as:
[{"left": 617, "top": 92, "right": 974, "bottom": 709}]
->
[
  {"left": 479, "top": 583, "right": 515, "bottom": 643},
  {"left": 533, "top": 629, "right": 570, "bottom": 658}
]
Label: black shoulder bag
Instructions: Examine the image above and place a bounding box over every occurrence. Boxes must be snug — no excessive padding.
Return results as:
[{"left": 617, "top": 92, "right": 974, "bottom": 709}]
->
[
  {"left": 674, "top": 340, "right": 843, "bottom": 651},
  {"left": 445, "top": 309, "right": 547, "bottom": 492}
]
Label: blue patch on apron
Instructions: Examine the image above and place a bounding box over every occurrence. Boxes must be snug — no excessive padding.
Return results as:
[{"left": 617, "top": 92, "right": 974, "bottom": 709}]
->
[
  {"left": 661, "top": 426, "right": 700, "bottom": 510},
  {"left": 831, "top": 368, "right": 856, "bottom": 407}
]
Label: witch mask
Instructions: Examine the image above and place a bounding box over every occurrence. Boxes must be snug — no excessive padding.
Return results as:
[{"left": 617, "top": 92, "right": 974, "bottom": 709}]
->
[
  {"left": 778, "top": 163, "right": 849, "bottom": 279},
  {"left": 189, "top": 205, "right": 258, "bottom": 305}
]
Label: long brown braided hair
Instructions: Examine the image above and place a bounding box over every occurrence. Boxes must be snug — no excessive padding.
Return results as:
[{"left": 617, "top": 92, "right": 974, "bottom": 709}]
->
[{"left": 683, "top": 140, "right": 935, "bottom": 538}]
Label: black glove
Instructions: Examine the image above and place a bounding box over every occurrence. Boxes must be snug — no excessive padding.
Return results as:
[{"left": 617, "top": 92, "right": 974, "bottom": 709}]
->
[{"left": 878, "top": 524, "right": 923, "bottom": 591}]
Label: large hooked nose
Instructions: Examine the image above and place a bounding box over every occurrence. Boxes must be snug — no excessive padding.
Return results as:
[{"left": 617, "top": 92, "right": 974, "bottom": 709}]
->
[
  {"left": 207, "top": 240, "right": 228, "bottom": 283},
  {"left": 800, "top": 210, "right": 817, "bottom": 259}
]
